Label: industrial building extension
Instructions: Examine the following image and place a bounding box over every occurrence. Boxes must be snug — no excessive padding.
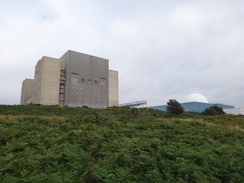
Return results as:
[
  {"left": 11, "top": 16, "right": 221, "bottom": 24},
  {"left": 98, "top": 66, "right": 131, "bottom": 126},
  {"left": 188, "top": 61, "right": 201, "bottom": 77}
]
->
[{"left": 149, "top": 101, "right": 234, "bottom": 113}]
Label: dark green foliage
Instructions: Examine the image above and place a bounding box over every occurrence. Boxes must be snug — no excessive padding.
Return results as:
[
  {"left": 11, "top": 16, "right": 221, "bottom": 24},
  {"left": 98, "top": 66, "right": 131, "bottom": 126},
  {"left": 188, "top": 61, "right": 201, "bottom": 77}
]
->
[
  {"left": 212, "top": 105, "right": 226, "bottom": 114},
  {"left": 0, "top": 105, "right": 243, "bottom": 182},
  {"left": 167, "top": 99, "right": 184, "bottom": 115},
  {"left": 203, "top": 107, "right": 219, "bottom": 115},
  {"left": 203, "top": 105, "right": 226, "bottom": 115}
]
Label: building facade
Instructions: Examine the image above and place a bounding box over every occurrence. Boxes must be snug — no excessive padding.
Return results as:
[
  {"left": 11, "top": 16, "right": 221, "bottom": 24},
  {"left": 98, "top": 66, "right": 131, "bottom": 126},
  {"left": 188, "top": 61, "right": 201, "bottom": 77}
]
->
[
  {"left": 224, "top": 107, "right": 244, "bottom": 115},
  {"left": 20, "top": 50, "right": 119, "bottom": 108},
  {"left": 32, "top": 56, "right": 61, "bottom": 105},
  {"left": 108, "top": 70, "right": 119, "bottom": 107},
  {"left": 149, "top": 102, "right": 234, "bottom": 113},
  {"left": 20, "top": 79, "right": 35, "bottom": 105}
]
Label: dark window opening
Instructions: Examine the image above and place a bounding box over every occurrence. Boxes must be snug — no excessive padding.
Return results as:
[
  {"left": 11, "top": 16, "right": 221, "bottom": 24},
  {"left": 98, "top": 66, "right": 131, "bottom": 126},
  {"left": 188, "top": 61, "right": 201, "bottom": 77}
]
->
[{"left": 71, "top": 72, "right": 79, "bottom": 75}]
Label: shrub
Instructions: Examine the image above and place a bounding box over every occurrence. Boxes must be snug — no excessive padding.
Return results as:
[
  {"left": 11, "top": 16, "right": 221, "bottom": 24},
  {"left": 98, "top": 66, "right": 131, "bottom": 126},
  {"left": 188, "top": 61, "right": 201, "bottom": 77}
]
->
[
  {"left": 203, "top": 105, "right": 225, "bottom": 115},
  {"left": 166, "top": 99, "right": 184, "bottom": 115},
  {"left": 57, "top": 105, "right": 65, "bottom": 109}
]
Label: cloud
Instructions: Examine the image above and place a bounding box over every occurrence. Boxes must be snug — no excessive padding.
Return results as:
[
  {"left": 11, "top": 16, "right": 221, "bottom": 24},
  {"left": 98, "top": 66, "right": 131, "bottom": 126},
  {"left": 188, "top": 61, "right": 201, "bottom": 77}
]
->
[{"left": 0, "top": 0, "right": 244, "bottom": 107}]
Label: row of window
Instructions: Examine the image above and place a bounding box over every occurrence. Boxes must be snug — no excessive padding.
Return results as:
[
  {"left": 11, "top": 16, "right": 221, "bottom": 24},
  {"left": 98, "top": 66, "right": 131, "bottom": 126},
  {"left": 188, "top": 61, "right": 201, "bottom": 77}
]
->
[{"left": 71, "top": 77, "right": 104, "bottom": 85}]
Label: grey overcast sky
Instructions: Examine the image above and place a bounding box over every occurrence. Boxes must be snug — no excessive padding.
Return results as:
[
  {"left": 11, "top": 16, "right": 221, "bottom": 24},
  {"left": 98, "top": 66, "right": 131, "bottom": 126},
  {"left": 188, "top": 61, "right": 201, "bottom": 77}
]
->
[{"left": 0, "top": 0, "right": 244, "bottom": 107}]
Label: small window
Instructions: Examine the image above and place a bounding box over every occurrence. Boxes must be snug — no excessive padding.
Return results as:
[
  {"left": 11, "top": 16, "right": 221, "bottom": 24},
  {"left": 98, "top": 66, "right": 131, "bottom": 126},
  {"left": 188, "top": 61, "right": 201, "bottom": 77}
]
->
[
  {"left": 88, "top": 79, "right": 92, "bottom": 84},
  {"left": 81, "top": 78, "right": 85, "bottom": 82},
  {"left": 71, "top": 77, "right": 78, "bottom": 82},
  {"left": 94, "top": 80, "right": 98, "bottom": 84},
  {"left": 71, "top": 72, "right": 78, "bottom": 75}
]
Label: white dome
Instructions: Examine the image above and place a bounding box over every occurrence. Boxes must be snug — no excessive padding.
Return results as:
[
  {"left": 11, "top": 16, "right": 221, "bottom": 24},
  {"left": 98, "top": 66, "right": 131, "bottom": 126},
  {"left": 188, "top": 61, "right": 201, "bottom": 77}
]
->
[{"left": 186, "top": 93, "right": 209, "bottom": 103}]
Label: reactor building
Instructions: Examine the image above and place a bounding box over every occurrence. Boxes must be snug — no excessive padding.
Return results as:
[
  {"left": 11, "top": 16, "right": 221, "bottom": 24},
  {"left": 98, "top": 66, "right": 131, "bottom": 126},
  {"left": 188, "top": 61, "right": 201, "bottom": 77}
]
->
[{"left": 20, "top": 50, "right": 118, "bottom": 108}]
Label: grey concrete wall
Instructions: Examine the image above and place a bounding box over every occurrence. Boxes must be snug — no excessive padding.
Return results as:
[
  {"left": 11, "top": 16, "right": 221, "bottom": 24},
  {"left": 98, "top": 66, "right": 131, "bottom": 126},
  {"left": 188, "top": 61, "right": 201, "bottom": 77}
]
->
[
  {"left": 32, "top": 56, "right": 61, "bottom": 105},
  {"left": 109, "top": 70, "right": 119, "bottom": 106},
  {"left": 60, "top": 50, "right": 109, "bottom": 108},
  {"left": 20, "top": 79, "right": 34, "bottom": 105}
]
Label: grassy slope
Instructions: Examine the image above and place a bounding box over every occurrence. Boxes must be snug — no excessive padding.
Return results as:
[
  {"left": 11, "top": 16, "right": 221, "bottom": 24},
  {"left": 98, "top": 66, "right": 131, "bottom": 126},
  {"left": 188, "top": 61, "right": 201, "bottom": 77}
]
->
[{"left": 0, "top": 105, "right": 243, "bottom": 183}]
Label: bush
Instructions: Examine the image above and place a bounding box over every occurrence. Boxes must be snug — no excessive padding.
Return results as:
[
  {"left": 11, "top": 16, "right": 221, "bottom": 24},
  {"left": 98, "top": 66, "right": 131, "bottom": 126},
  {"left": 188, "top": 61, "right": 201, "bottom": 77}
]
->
[
  {"left": 203, "top": 105, "right": 225, "bottom": 115},
  {"left": 166, "top": 99, "right": 184, "bottom": 115}
]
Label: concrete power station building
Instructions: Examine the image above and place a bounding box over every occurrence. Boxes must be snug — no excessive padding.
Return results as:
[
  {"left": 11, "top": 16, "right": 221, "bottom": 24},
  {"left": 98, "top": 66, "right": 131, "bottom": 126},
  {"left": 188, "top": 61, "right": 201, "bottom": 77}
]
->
[{"left": 20, "top": 50, "right": 118, "bottom": 108}]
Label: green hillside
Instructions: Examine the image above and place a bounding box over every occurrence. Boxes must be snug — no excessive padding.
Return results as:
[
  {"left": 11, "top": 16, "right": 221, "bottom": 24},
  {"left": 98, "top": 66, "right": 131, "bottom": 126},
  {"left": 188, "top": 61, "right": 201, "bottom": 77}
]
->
[{"left": 0, "top": 105, "right": 243, "bottom": 183}]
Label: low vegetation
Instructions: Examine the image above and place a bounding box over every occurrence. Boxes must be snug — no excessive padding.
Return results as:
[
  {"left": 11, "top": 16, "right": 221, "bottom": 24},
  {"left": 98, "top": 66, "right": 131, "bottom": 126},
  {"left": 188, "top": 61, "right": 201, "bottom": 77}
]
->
[
  {"left": 202, "top": 105, "right": 226, "bottom": 115},
  {"left": 0, "top": 105, "right": 243, "bottom": 182}
]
